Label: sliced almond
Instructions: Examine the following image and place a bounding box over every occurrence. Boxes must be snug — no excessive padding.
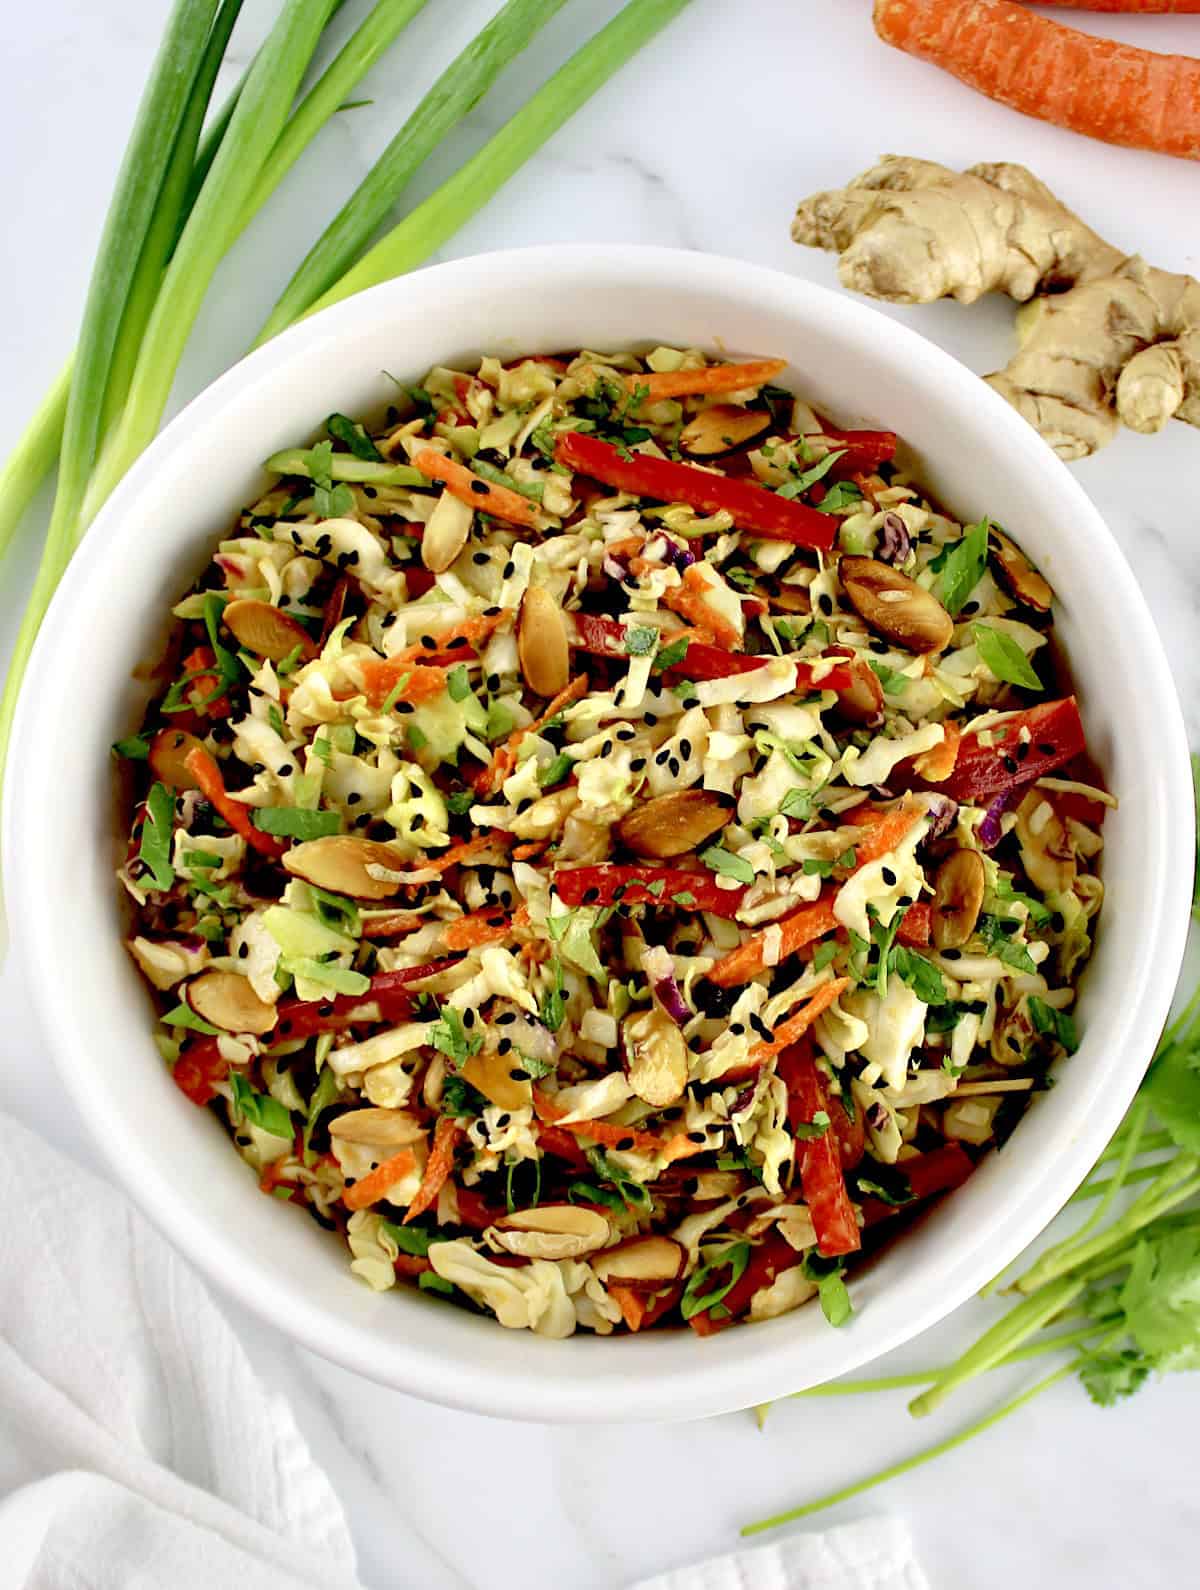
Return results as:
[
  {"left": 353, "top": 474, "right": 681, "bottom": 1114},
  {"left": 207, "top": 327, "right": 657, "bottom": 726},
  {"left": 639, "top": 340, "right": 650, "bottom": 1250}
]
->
[
  {"left": 591, "top": 1235, "right": 685, "bottom": 1290},
  {"left": 624, "top": 1007, "right": 689, "bottom": 1108},
  {"left": 988, "top": 526, "right": 1054, "bottom": 614},
  {"left": 461, "top": 1048, "right": 533, "bottom": 1112},
  {"left": 932, "top": 848, "right": 986, "bottom": 951},
  {"left": 149, "top": 728, "right": 206, "bottom": 790},
  {"left": 831, "top": 656, "right": 884, "bottom": 725},
  {"left": 422, "top": 489, "right": 473, "bottom": 574},
  {"left": 223, "top": 599, "right": 318, "bottom": 663},
  {"left": 283, "top": 835, "right": 409, "bottom": 899},
  {"left": 327, "top": 1107, "right": 424, "bottom": 1148},
  {"left": 517, "top": 586, "right": 569, "bottom": 697},
  {"left": 616, "top": 789, "right": 730, "bottom": 860},
  {"left": 679, "top": 405, "right": 771, "bottom": 456},
  {"left": 1014, "top": 790, "right": 1076, "bottom": 894},
  {"left": 187, "top": 970, "right": 277, "bottom": 1035},
  {"left": 839, "top": 556, "right": 954, "bottom": 654},
  {"left": 491, "top": 1204, "right": 610, "bottom": 1260}
]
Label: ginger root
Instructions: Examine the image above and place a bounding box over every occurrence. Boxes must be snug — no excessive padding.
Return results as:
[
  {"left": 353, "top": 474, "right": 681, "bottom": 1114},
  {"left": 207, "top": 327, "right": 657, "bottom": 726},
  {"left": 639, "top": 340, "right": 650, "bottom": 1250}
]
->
[{"left": 792, "top": 156, "right": 1200, "bottom": 460}]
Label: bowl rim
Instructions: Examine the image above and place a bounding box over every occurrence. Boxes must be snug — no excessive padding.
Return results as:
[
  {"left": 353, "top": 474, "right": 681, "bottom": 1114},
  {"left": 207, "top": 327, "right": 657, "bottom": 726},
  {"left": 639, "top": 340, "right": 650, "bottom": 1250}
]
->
[{"left": 7, "top": 243, "right": 1194, "bottom": 1422}]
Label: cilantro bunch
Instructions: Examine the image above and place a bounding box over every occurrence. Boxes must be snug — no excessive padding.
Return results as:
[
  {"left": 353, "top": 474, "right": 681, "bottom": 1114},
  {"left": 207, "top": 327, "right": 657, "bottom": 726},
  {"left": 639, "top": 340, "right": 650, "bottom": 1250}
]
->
[{"left": 744, "top": 972, "right": 1200, "bottom": 1534}]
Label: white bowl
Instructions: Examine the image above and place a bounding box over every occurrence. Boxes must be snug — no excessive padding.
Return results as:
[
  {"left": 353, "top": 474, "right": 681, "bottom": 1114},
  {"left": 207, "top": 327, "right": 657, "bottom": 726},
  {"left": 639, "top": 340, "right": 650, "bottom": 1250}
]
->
[{"left": 8, "top": 246, "right": 1193, "bottom": 1422}]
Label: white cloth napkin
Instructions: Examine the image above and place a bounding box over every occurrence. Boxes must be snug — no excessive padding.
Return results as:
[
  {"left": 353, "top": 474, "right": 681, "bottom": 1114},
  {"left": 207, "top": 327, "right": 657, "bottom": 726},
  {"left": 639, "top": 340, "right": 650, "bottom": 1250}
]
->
[
  {"left": 0, "top": 1112, "right": 361, "bottom": 1590},
  {"left": 630, "top": 1518, "right": 929, "bottom": 1590},
  {"left": 0, "top": 1111, "right": 929, "bottom": 1590}
]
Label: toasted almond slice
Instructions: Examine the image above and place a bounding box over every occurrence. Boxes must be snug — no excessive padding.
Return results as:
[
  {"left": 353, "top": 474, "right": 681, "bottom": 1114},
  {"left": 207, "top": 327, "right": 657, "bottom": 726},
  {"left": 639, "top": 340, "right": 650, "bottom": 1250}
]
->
[
  {"left": 623, "top": 1008, "right": 689, "bottom": 1108},
  {"left": 616, "top": 789, "right": 730, "bottom": 860},
  {"left": 988, "top": 526, "right": 1054, "bottom": 613},
  {"left": 772, "top": 584, "right": 812, "bottom": 616},
  {"left": 223, "top": 599, "right": 318, "bottom": 663},
  {"left": 517, "top": 586, "right": 569, "bottom": 697},
  {"left": 149, "top": 728, "right": 206, "bottom": 790},
  {"left": 461, "top": 1048, "right": 533, "bottom": 1112},
  {"left": 187, "top": 970, "right": 277, "bottom": 1035},
  {"left": 327, "top": 1107, "right": 425, "bottom": 1148},
  {"left": 283, "top": 835, "right": 409, "bottom": 900},
  {"left": 422, "top": 489, "right": 473, "bottom": 574},
  {"left": 840, "top": 556, "right": 954, "bottom": 654},
  {"left": 491, "top": 1204, "right": 611, "bottom": 1260},
  {"left": 932, "top": 848, "right": 986, "bottom": 951},
  {"left": 591, "top": 1235, "right": 685, "bottom": 1290},
  {"left": 679, "top": 405, "right": 771, "bottom": 456},
  {"left": 831, "top": 656, "right": 883, "bottom": 725}
]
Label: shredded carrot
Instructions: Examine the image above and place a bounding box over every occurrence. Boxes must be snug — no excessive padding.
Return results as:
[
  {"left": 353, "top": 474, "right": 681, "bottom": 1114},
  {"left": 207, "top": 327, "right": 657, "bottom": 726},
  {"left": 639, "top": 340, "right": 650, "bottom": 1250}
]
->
[
  {"left": 181, "top": 646, "right": 233, "bottom": 718},
  {"left": 413, "top": 447, "right": 541, "bottom": 529},
  {"left": 351, "top": 659, "right": 451, "bottom": 710},
  {"left": 359, "top": 912, "right": 426, "bottom": 940},
  {"left": 708, "top": 898, "right": 838, "bottom": 989},
  {"left": 663, "top": 566, "right": 742, "bottom": 650},
  {"left": 626, "top": 358, "right": 787, "bottom": 402},
  {"left": 512, "top": 840, "right": 547, "bottom": 862},
  {"left": 1026, "top": 1, "right": 1200, "bottom": 9},
  {"left": 425, "top": 834, "right": 509, "bottom": 873},
  {"left": 442, "top": 904, "right": 530, "bottom": 953},
  {"left": 183, "top": 746, "right": 286, "bottom": 860},
  {"left": 913, "top": 722, "right": 961, "bottom": 783},
  {"left": 609, "top": 1284, "right": 648, "bottom": 1331},
  {"left": 402, "top": 1119, "right": 463, "bottom": 1225},
  {"left": 343, "top": 1147, "right": 418, "bottom": 1212},
  {"left": 477, "top": 673, "right": 589, "bottom": 794},
  {"left": 746, "top": 979, "right": 851, "bottom": 1067},
  {"left": 387, "top": 611, "right": 510, "bottom": 670},
  {"left": 532, "top": 1089, "right": 673, "bottom": 1158},
  {"left": 840, "top": 799, "right": 923, "bottom": 868},
  {"left": 875, "top": 0, "right": 1200, "bottom": 161}
]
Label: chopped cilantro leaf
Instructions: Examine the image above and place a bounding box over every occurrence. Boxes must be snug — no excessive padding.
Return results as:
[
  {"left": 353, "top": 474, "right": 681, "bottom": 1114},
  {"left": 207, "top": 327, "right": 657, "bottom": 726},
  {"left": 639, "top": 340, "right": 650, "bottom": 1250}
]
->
[
  {"left": 815, "top": 479, "right": 863, "bottom": 515},
  {"left": 230, "top": 1073, "right": 293, "bottom": 1138},
  {"left": 162, "top": 1001, "right": 219, "bottom": 1035},
  {"left": 890, "top": 945, "right": 949, "bottom": 1006},
  {"left": 938, "top": 518, "right": 990, "bottom": 617},
  {"left": 429, "top": 1008, "right": 483, "bottom": 1069},
  {"left": 138, "top": 782, "right": 176, "bottom": 892},
  {"left": 1028, "top": 995, "right": 1079, "bottom": 1053},
  {"left": 447, "top": 665, "right": 472, "bottom": 702},
  {"left": 253, "top": 807, "right": 342, "bottom": 840},
  {"left": 652, "top": 637, "right": 689, "bottom": 674},
  {"left": 776, "top": 448, "right": 847, "bottom": 499},
  {"left": 112, "top": 734, "right": 150, "bottom": 760},
  {"left": 700, "top": 845, "right": 755, "bottom": 885},
  {"left": 974, "top": 623, "right": 1042, "bottom": 691},
  {"left": 327, "top": 412, "right": 382, "bottom": 461},
  {"left": 538, "top": 752, "right": 574, "bottom": 789}
]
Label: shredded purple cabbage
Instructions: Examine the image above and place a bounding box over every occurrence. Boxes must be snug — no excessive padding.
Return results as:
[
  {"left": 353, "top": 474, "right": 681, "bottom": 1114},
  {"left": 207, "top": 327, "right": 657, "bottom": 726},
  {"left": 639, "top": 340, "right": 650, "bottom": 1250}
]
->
[
  {"left": 877, "top": 512, "right": 911, "bottom": 565},
  {"left": 978, "top": 789, "right": 1015, "bottom": 849},
  {"left": 653, "top": 969, "right": 691, "bottom": 1026}
]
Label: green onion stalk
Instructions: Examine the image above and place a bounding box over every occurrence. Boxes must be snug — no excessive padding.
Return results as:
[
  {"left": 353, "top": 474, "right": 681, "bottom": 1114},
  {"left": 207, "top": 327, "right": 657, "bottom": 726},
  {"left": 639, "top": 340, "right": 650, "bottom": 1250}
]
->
[{"left": 0, "top": 0, "right": 695, "bottom": 843}]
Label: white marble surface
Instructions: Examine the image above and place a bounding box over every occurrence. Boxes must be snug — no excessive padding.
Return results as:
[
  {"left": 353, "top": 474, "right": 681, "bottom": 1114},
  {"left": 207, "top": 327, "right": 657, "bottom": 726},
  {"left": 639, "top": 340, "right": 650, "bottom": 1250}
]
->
[{"left": 4, "top": 2, "right": 1200, "bottom": 1585}]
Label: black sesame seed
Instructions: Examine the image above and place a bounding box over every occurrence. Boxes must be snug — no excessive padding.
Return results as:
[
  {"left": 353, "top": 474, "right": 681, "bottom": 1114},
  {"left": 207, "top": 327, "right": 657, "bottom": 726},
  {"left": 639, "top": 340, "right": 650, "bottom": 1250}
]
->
[
  {"left": 495, "top": 1112, "right": 511, "bottom": 1128},
  {"left": 630, "top": 757, "right": 647, "bottom": 773},
  {"left": 347, "top": 793, "right": 362, "bottom": 806},
  {"left": 616, "top": 727, "right": 636, "bottom": 742},
  {"left": 654, "top": 749, "right": 671, "bottom": 766},
  {"left": 502, "top": 561, "right": 515, "bottom": 581},
  {"left": 470, "top": 479, "right": 490, "bottom": 496},
  {"left": 497, "top": 1038, "right": 512, "bottom": 1056},
  {"left": 679, "top": 738, "right": 693, "bottom": 760},
  {"left": 420, "top": 634, "right": 437, "bottom": 649},
  {"left": 1015, "top": 741, "right": 1030, "bottom": 762},
  {"left": 644, "top": 713, "right": 658, "bottom": 727},
  {"left": 600, "top": 740, "right": 613, "bottom": 757},
  {"left": 668, "top": 757, "right": 680, "bottom": 777},
  {"left": 687, "top": 1130, "right": 707, "bottom": 1144},
  {"left": 484, "top": 605, "right": 502, "bottom": 618},
  {"left": 730, "top": 1023, "right": 745, "bottom": 1037},
  {"left": 472, "top": 552, "right": 490, "bottom": 566},
  {"left": 486, "top": 673, "right": 502, "bottom": 693},
  {"left": 1037, "top": 742, "right": 1056, "bottom": 756},
  {"left": 396, "top": 701, "right": 416, "bottom": 715},
  {"left": 615, "top": 1137, "right": 636, "bottom": 1152},
  {"left": 942, "top": 948, "right": 962, "bottom": 961},
  {"left": 817, "top": 593, "right": 834, "bottom": 616},
  {"left": 961, "top": 600, "right": 980, "bottom": 616},
  {"left": 496, "top": 1012, "right": 517, "bottom": 1026},
  {"left": 237, "top": 942, "right": 249, "bottom": 959},
  {"left": 278, "top": 765, "right": 293, "bottom": 778},
  {"left": 881, "top": 866, "right": 897, "bottom": 887},
  {"left": 516, "top": 798, "right": 534, "bottom": 814},
  {"left": 462, "top": 1009, "right": 476, "bottom": 1028}
]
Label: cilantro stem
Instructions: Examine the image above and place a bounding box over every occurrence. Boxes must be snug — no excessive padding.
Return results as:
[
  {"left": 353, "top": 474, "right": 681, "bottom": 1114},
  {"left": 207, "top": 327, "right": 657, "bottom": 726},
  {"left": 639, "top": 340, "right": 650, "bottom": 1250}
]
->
[
  {"left": 1014, "top": 1157, "right": 1200, "bottom": 1296},
  {"left": 300, "top": 0, "right": 696, "bottom": 322},
  {"left": 1069, "top": 1159, "right": 1175, "bottom": 1203},
  {"left": 256, "top": 0, "right": 572, "bottom": 342},
  {"left": 1093, "top": 1127, "right": 1175, "bottom": 1167},
  {"left": 907, "top": 1274, "right": 1086, "bottom": 1418},
  {"left": 790, "top": 1316, "right": 1121, "bottom": 1398},
  {"left": 1023, "top": 1096, "right": 1150, "bottom": 1287},
  {"left": 745, "top": 1359, "right": 1082, "bottom": 1535}
]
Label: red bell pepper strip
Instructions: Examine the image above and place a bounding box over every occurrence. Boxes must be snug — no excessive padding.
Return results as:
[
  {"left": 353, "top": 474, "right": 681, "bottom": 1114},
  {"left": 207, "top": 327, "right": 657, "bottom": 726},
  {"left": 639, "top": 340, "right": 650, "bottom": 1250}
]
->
[
  {"left": 687, "top": 1232, "right": 800, "bottom": 1337},
  {"left": 813, "top": 427, "right": 898, "bottom": 473},
  {"left": 270, "top": 964, "right": 457, "bottom": 1042},
  {"left": 777, "top": 1042, "right": 861, "bottom": 1257},
  {"left": 937, "top": 696, "right": 1086, "bottom": 804},
  {"left": 860, "top": 1143, "right": 975, "bottom": 1226},
  {"left": 555, "top": 431, "right": 836, "bottom": 551},
  {"left": 568, "top": 611, "right": 852, "bottom": 692},
  {"left": 171, "top": 1038, "right": 231, "bottom": 1106},
  {"left": 553, "top": 863, "right": 746, "bottom": 918}
]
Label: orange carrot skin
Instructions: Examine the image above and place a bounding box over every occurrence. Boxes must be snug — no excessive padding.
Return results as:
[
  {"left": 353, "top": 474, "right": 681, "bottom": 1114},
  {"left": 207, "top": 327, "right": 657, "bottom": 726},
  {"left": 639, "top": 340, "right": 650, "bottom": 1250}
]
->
[
  {"left": 1026, "top": 1, "right": 1200, "bottom": 9},
  {"left": 343, "top": 1148, "right": 417, "bottom": 1212},
  {"left": 627, "top": 358, "right": 787, "bottom": 401},
  {"left": 412, "top": 448, "right": 540, "bottom": 529},
  {"left": 403, "top": 1119, "right": 463, "bottom": 1224},
  {"left": 746, "top": 978, "right": 851, "bottom": 1066},
  {"left": 183, "top": 747, "right": 286, "bottom": 860},
  {"left": 875, "top": 0, "right": 1200, "bottom": 160}
]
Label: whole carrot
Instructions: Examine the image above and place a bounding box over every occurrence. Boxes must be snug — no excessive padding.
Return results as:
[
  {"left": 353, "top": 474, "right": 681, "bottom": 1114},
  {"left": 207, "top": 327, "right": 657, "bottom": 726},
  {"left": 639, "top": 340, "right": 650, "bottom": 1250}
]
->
[
  {"left": 1025, "top": 1, "right": 1200, "bottom": 10},
  {"left": 875, "top": 0, "right": 1200, "bottom": 161}
]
